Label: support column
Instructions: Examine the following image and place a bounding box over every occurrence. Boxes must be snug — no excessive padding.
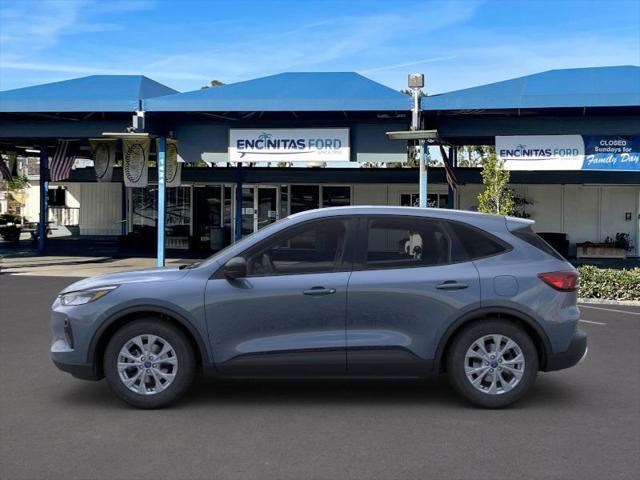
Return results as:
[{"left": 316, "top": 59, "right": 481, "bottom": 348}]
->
[
  {"left": 157, "top": 137, "right": 166, "bottom": 267},
  {"left": 235, "top": 163, "right": 243, "bottom": 242},
  {"left": 38, "top": 145, "right": 48, "bottom": 254},
  {"left": 419, "top": 140, "right": 428, "bottom": 208}
]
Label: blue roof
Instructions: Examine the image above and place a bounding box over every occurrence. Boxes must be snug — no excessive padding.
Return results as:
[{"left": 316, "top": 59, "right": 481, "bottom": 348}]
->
[
  {"left": 0, "top": 75, "right": 178, "bottom": 113},
  {"left": 145, "top": 72, "right": 411, "bottom": 112},
  {"left": 422, "top": 66, "right": 640, "bottom": 111}
]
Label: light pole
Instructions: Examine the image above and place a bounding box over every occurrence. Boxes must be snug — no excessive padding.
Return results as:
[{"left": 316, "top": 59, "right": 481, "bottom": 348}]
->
[{"left": 408, "top": 73, "right": 427, "bottom": 207}]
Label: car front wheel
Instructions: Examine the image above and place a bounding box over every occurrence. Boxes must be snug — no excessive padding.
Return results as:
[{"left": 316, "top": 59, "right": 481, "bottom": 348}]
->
[
  {"left": 447, "top": 319, "right": 538, "bottom": 408},
  {"left": 104, "top": 319, "right": 195, "bottom": 408}
]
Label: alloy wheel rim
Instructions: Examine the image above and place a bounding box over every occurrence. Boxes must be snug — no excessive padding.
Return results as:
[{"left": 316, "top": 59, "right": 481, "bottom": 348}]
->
[
  {"left": 117, "top": 334, "right": 178, "bottom": 395},
  {"left": 464, "top": 334, "right": 525, "bottom": 395}
]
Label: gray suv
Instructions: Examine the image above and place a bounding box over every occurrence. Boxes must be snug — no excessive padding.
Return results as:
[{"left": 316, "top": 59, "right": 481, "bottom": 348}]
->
[{"left": 51, "top": 207, "right": 587, "bottom": 408}]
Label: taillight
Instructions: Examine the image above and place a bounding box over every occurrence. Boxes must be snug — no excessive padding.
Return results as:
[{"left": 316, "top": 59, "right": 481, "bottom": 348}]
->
[{"left": 537, "top": 271, "right": 579, "bottom": 292}]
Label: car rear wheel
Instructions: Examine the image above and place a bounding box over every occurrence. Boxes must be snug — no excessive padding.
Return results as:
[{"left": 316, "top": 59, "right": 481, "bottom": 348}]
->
[
  {"left": 104, "top": 319, "right": 195, "bottom": 409},
  {"left": 447, "top": 319, "right": 538, "bottom": 408}
]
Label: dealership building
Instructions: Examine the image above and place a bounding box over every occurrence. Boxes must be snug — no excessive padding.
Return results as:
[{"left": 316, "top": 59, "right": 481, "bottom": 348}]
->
[{"left": 1, "top": 65, "right": 638, "bottom": 259}]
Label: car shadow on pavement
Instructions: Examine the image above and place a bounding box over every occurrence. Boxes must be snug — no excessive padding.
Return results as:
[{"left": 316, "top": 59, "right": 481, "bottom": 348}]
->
[{"left": 56, "top": 374, "right": 580, "bottom": 410}]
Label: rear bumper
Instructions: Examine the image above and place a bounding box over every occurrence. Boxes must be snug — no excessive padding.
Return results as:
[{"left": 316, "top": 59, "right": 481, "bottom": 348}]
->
[{"left": 544, "top": 329, "right": 588, "bottom": 372}]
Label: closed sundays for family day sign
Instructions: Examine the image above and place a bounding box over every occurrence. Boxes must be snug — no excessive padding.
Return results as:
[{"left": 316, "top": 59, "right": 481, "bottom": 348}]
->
[
  {"left": 497, "top": 135, "right": 640, "bottom": 171},
  {"left": 229, "top": 128, "right": 350, "bottom": 162}
]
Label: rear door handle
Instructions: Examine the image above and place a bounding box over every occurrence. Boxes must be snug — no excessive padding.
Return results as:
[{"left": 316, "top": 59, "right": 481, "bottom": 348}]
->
[
  {"left": 436, "top": 281, "right": 468, "bottom": 290},
  {"left": 303, "top": 286, "right": 336, "bottom": 296}
]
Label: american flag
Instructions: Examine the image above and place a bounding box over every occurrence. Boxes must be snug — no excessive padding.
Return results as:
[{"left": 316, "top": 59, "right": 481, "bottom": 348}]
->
[
  {"left": 439, "top": 145, "right": 458, "bottom": 190},
  {"left": 0, "top": 157, "right": 12, "bottom": 181},
  {"left": 49, "top": 140, "right": 79, "bottom": 182}
]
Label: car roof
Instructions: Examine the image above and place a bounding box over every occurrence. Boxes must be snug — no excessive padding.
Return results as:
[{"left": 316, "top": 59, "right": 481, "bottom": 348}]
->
[{"left": 288, "top": 205, "right": 511, "bottom": 228}]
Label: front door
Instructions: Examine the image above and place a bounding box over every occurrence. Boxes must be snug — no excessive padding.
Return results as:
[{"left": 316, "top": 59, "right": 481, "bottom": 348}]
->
[
  {"left": 346, "top": 216, "right": 481, "bottom": 376},
  {"left": 205, "top": 217, "right": 356, "bottom": 376},
  {"left": 237, "top": 186, "right": 280, "bottom": 238}
]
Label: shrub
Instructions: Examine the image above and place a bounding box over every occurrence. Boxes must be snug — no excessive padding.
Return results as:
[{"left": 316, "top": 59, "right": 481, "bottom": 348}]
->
[{"left": 578, "top": 265, "right": 640, "bottom": 301}]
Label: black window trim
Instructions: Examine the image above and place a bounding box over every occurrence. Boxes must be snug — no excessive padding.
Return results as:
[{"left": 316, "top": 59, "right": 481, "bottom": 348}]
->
[
  {"left": 212, "top": 216, "right": 357, "bottom": 279},
  {"left": 444, "top": 218, "right": 513, "bottom": 262}
]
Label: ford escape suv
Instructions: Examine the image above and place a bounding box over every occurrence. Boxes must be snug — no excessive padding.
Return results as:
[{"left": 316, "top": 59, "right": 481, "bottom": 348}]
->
[{"left": 51, "top": 207, "right": 587, "bottom": 408}]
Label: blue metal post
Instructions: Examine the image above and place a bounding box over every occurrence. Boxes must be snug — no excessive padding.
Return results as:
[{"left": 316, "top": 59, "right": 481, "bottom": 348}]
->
[
  {"left": 157, "top": 137, "right": 166, "bottom": 267},
  {"left": 235, "top": 163, "right": 243, "bottom": 242},
  {"left": 419, "top": 140, "right": 428, "bottom": 208},
  {"left": 38, "top": 145, "right": 48, "bottom": 254}
]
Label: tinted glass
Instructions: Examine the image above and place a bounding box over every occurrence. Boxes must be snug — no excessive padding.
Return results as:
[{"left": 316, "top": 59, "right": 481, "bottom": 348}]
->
[
  {"left": 322, "top": 186, "right": 350, "bottom": 208},
  {"left": 365, "top": 217, "right": 451, "bottom": 269},
  {"left": 290, "top": 185, "right": 319, "bottom": 214},
  {"left": 512, "top": 226, "right": 565, "bottom": 260},
  {"left": 245, "top": 219, "right": 348, "bottom": 276},
  {"left": 448, "top": 221, "right": 507, "bottom": 259}
]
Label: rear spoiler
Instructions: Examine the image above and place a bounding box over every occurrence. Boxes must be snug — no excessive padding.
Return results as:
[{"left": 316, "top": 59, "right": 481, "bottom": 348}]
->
[{"left": 505, "top": 216, "right": 534, "bottom": 232}]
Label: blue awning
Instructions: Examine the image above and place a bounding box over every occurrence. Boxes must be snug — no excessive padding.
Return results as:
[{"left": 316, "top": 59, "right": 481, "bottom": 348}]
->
[
  {"left": 422, "top": 66, "right": 640, "bottom": 111},
  {"left": 0, "top": 75, "right": 178, "bottom": 113},
  {"left": 145, "top": 72, "right": 411, "bottom": 112}
]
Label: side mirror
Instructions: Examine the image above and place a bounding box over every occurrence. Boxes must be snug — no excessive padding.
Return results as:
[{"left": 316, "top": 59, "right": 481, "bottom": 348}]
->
[{"left": 223, "top": 256, "right": 247, "bottom": 279}]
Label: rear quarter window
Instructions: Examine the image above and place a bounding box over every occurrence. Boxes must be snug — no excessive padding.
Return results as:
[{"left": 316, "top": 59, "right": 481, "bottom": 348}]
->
[
  {"left": 447, "top": 221, "right": 510, "bottom": 260},
  {"left": 511, "top": 226, "right": 565, "bottom": 260}
]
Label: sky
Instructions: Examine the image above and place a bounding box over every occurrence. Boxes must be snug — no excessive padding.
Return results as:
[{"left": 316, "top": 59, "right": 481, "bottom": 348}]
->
[{"left": 0, "top": 0, "right": 639, "bottom": 94}]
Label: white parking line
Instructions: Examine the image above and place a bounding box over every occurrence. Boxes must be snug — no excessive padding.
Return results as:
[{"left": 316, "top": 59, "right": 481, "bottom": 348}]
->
[
  {"left": 579, "top": 305, "right": 640, "bottom": 316},
  {"left": 579, "top": 319, "right": 607, "bottom": 326}
]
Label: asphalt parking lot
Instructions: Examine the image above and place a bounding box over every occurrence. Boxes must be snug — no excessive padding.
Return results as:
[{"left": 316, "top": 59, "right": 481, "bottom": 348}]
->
[{"left": 1, "top": 275, "right": 638, "bottom": 480}]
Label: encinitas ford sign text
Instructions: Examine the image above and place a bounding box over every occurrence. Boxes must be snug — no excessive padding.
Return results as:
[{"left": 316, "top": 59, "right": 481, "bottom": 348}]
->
[{"left": 229, "top": 128, "right": 350, "bottom": 162}]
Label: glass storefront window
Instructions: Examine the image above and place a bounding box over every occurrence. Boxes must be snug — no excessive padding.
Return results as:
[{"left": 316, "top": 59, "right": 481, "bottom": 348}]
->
[
  {"left": 322, "top": 186, "right": 350, "bottom": 208},
  {"left": 401, "top": 192, "right": 448, "bottom": 208},
  {"left": 130, "top": 186, "right": 191, "bottom": 249},
  {"left": 290, "top": 185, "right": 319, "bottom": 214}
]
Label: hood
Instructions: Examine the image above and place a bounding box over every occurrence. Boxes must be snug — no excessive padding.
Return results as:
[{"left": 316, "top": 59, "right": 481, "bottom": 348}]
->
[{"left": 60, "top": 267, "right": 189, "bottom": 294}]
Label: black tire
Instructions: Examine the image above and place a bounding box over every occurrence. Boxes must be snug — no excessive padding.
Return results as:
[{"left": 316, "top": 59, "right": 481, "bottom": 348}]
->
[
  {"left": 446, "top": 319, "right": 538, "bottom": 408},
  {"left": 104, "top": 319, "right": 196, "bottom": 409}
]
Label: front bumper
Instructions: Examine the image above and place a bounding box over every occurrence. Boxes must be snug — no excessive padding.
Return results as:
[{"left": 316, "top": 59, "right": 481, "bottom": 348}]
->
[
  {"left": 544, "top": 329, "right": 588, "bottom": 372},
  {"left": 52, "top": 359, "right": 101, "bottom": 380}
]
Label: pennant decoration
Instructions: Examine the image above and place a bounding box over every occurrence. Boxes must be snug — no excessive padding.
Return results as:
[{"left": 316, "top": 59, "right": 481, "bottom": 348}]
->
[
  {"left": 0, "top": 154, "right": 13, "bottom": 181},
  {"left": 50, "top": 140, "right": 79, "bottom": 182},
  {"left": 439, "top": 145, "right": 458, "bottom": 190},
  {"left": 122, "top": 138, "right": 150, "bottom": 187},
  {"left": 90, "top": 139, "right": 116, "bottom": 183},
  {"left": 156, "top": 139, "right": 181, "bottom": 187}
]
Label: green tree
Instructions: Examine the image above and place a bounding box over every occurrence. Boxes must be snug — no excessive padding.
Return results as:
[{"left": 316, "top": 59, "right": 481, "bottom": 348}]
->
[
  {"left": 477, "top": 152, "right": 514, "bottom": 215},
  {"left": 201, "top": 79, "right": 225, "bottom": 89}
]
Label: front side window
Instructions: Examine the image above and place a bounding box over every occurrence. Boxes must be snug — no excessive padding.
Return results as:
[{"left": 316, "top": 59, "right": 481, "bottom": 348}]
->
[
  {"left": 365, "top": 217, "right": 452, "bottom": 269},
  {"left": 245, "top": 218, "right": 349, "bottom": 276}
]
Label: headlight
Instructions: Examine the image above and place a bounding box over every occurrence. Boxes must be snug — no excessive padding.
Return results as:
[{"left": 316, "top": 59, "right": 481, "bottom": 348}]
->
[{"left": 59, "top": 286, "right": 118, "bottom": 306}]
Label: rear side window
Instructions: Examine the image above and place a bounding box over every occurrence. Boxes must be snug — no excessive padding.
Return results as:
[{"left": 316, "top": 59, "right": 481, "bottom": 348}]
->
[
  {"left": 511, "top": 226, "right": 565, "bottom": 260},
  {"left": 447, "top": 221, "right": 509, "bottom": 260},
  {"left": 364, "top": 217, "right": 452, "bottom": 269}
]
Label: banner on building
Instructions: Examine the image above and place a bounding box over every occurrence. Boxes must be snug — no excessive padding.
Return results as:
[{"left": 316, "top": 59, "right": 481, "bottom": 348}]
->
[
  {"left": 497, "top": 135, "right": 640, "bottom": 171},
  {"left": 582, "top": 136, "right": 640, "bottom": 171},
  {"left": 123, "top": 138, "right": 149, "bottom": 187},
  {"left": 156, "top": 138, "right": 181, "bottom": 187},
  {"left": 90, "top": 139, "right": 116, "bottom": 182},
  {"left": 229, "top": 128, "right": 350, "bottom": 163}
]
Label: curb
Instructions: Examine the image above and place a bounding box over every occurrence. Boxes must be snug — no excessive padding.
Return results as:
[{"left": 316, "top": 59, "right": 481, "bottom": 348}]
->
[{"left": 578, "top": 298, "right": 640, "bottom": 306}]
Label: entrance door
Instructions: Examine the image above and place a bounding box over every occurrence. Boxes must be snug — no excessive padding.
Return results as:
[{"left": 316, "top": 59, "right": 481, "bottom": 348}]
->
[{"left": 236, "top": 186, "right": 280, "bottom": 238}]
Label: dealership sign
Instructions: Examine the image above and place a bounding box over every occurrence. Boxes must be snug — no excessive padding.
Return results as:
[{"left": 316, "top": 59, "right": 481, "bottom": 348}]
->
[
  {"left": 229, "top": 128, "right": 350, "bottom": 163},
  {"left": 497, "top": 135, "right": 640, "bottom": 171}
]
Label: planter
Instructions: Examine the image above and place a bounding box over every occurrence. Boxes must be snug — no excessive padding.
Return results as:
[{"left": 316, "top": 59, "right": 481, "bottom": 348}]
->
[{"left": 576, "top": 243, "right": 627, "bottom": 259}]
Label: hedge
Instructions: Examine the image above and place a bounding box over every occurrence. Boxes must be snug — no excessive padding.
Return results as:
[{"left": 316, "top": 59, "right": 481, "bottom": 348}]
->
[{"left": 578, "top": 265, "right": 640, "bottom": 301}]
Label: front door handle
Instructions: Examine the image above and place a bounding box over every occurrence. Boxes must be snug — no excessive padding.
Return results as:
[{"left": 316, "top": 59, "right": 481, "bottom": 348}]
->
[
  {"left": 303, "top": 286, "right": 336, "bottom": 296},
  {"left": 436, "top": 281, "right": 468, "bottom": 290}
]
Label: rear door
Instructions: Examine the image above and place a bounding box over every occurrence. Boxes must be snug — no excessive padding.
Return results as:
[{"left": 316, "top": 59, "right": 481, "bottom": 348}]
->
[{"left": 346, "top": 215, "right": 481, "bottom": 376}]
